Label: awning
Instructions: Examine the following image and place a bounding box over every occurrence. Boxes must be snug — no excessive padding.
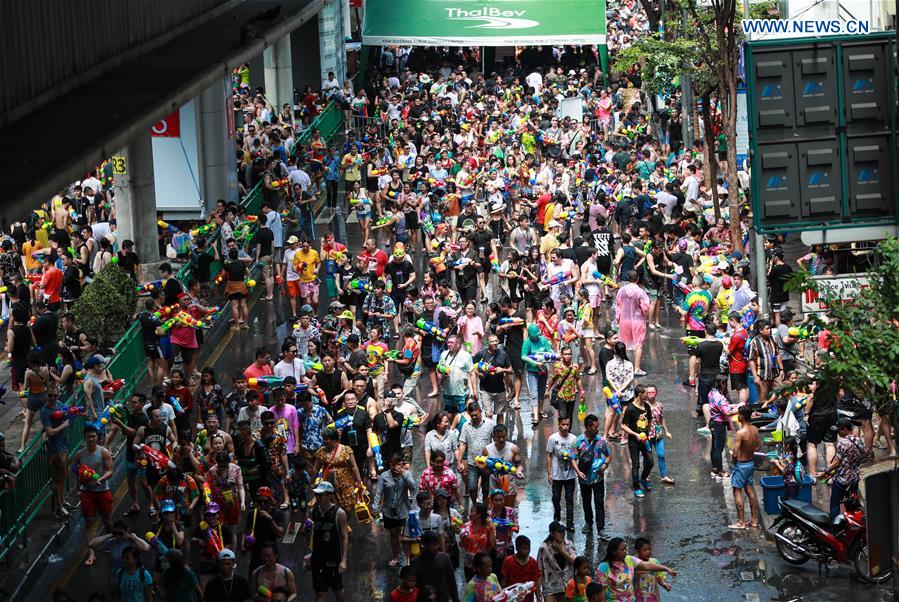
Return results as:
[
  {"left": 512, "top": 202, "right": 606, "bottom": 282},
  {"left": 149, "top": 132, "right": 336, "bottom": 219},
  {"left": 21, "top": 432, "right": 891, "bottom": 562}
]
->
[{"left": 362, "top": 0, "right": 606, "bottom": 47}]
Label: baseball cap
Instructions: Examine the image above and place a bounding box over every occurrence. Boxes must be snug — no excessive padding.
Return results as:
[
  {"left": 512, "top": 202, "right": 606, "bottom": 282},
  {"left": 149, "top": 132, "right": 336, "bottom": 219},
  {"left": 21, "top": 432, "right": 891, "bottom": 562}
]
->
[
  {"left": 548, "top": 220, "right": 561, "bottom": 229},
  {"left": 160, "top": 499, "right": 176, "bottom": 514},
  {"left": 549, "top": 520, "right": 566, "bottom": 533},
  {"left": 299, "top": 304, "right": 313, "bottom": 314},
  {"left": 329, "top": 300, "right": 345, "bottom": 310},
  {"left": 339, "top": 310, "right": 355, "bottom": 320},
  {"left": 84, "top": 355, "right": 105, "bottom": 369},
  {"left": 312, "top": 481, "right": 335, "bottom": 494},
  {"left": 204, "top": 502, "right": 221, "bottom": 514},
  {"left": 218, "top": 549, "right": 236, "bottom": 560},
  {"left": 257, "top": 486, "right": 275, "bottom": 500},
  {"left": 287, "top": 235, "right": 299, "bottom": 244}
]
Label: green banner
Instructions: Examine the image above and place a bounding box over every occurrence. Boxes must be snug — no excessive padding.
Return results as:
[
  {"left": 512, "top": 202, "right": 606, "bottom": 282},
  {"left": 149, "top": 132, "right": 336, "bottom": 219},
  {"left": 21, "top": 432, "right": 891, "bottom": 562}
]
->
[{"left": 362, "top": 0, "right": 606, "bottom": 47}]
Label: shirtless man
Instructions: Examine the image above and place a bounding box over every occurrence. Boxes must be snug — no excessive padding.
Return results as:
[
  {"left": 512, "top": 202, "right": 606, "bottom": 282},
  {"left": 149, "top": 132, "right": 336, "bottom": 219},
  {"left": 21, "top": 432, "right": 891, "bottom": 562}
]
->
[
  {"left": 52, "top": 201, "right": 72, "bottom": 250},
  {"left": 730, "top": 405, "right": 760, "bottom": 529}
]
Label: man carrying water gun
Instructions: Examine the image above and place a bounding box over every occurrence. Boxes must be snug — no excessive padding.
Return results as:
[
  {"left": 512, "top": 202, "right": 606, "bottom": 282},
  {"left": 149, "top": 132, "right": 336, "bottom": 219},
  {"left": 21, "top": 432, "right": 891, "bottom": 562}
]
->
[
  {"left": 573, "top": 414, "right": 612, "bottom": 538},
  {"left": 470, "top": 334, "right": 514, "bottom": 423}
]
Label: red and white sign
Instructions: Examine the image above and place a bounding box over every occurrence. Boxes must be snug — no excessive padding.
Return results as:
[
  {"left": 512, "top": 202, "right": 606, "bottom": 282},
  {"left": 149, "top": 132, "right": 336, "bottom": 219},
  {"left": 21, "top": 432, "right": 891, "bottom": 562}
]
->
[
  {"left": 802, "top": 274, "right": 870, "bottom": 314},
  {"left": 151, "top": 111, "right": 181, "bottom": 137}
]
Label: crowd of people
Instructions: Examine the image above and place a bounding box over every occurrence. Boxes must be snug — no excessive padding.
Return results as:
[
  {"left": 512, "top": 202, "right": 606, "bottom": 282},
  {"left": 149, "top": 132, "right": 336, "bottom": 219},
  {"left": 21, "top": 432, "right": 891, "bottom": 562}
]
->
[{"left": 2, "top": 3, "right": 895, "bottom": 601}]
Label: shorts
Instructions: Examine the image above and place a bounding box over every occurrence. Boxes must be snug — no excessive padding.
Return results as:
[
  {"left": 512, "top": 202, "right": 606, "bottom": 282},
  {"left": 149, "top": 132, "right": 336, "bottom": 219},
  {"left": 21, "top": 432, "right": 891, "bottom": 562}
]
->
[
  {"left": 588, "top": 292, "right": 603, "bottom": 308},
  {"left": 49, "top": 453, "right": 67, "bottom": 484},
  {"left": 300, "top": 280, "right": 320, "bottom": 298},
  {"left": 259, "top": 255, "right": 273, "bottom": 278},
  {"left": 159, "top": 335, "right": 174, "bottom": 360},
  {"left": 730, "top": 372, "right": 749, "bottom": 391},
  {"left": 144, "top": 343, "right": 163, "bottom": 360},
  {"left": 401, "top": 446, "right": 413, "bottom": 464},
  {"left": 645, "top": 288, "right": 659, "bottom": 300},
  {"left": 27, "top": 391, "right": 48, "bottom": 412},
  {"left": 807, "top": 414, "right": 837, "bottom": 445},
  {"left": 272, "top": 247, "right": 283, "bottom": 264},
  {"left": 126, "top": 459, "right": 147, "bottom": 478},
  {"left": 731, "top": 460, "right": 755, "bottom": 489},
  {"left": 311, "top": 563, "right": 343, "bottom": 592},
  {"left": 286, "top": 280, "right": 302, "bottom": 297},
  {"left": 172, "top": 344, "right": 196, "bottom": 364},
  {"left": 80, "top": 490, "right": 113, "bottom": 518},
  {"left": 443, "top": 393, "right": 466, "bottom": 413},
  {"left": 383, "top": 516, "right": 406, "bottom": 529},
  {"left": 479, "top": 390, "right": 507, "bottom": 416},
  {"left": 508, "top": 354, "right": 524, "bottom": 375},
  {"left": 582, "top": 328, "right": 595, "bottom": 339}
]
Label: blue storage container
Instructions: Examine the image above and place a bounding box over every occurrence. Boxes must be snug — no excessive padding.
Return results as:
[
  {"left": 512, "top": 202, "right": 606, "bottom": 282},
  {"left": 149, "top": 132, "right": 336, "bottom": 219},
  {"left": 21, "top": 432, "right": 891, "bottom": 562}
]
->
[{"left": 760, "top": 475, "right": 814, "bottom": 515}]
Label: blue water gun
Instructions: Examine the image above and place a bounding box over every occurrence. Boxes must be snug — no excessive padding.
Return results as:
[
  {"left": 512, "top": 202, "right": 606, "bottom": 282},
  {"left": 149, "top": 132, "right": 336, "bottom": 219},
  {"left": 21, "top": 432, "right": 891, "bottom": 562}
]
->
[
  {"left": 602, "top": 387, "right": 622, "bottom": 414},
  {"left": 328, "top": 413, "right": 353, "bottom": 430}
]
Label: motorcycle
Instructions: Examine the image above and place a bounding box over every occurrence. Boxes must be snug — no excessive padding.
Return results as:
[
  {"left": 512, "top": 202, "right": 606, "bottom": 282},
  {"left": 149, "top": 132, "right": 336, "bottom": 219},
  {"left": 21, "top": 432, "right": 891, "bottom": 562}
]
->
[{"left": 772, "top": 492, "right": 892, "bottom": 583}]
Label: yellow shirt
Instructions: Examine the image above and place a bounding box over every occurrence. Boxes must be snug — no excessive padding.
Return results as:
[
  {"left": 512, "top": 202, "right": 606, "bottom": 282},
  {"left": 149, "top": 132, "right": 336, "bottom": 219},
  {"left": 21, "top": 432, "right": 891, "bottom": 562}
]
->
[
  {"left": 294, "top": 248, "right": 321, "bottom": 283},
  {"left": 22, "top": 240, "right": 43, "bottom": 271},
  {"left": 341, "top": 153, "right": 362, "bottom": 181}
]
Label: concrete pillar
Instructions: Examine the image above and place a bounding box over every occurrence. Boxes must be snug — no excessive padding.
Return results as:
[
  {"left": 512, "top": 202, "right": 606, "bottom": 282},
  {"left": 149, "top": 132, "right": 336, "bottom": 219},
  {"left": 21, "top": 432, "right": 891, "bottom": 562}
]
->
[
  {"left": 115, "top": 132, "right": 160, "bottom": 264},
  {"left": 263, "top": 34, "right": 294, "bottom": 110},
  {"left": 319, "top": 0, "right": 347, "bottom": 84},
  {"left": 199, "top": 77, "right": 239, "bottom": 209}
]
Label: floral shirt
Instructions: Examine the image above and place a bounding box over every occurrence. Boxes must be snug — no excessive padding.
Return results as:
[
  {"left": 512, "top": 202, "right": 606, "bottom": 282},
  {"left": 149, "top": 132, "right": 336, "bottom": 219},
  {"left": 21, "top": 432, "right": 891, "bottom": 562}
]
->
[
  {"left": 708, "top": 390, "right": 734, "bottom": 425},
  {"left": 262, "top": 433, "right": 287, "bottom": 477},
  {"left": 424, "top": 429, "right": 460, "bottom": 460},
  {"left": 298, "top": 403, "right": 332, "bottom": 452},
  {"left": 596, "top": 555, "right": 642, "bottom": 601},
  {"left": 782, "top": 450, "right": 800, "bottom": 486},
  {"left": 834, "top": 435, "right": 866, "bottom": 485},
  {"left": 460, "top": 522, "right": 493, "bottom": 569},
  {"left": 574, "top": 433, "right": 611, "bottom": 485},
  {"left": 464, "top": 574, "right": 502, "bottom": 602},
  {"left": 489, "top": 506, "right": 518, "bottom": 558},
  {"left": 551, "top": 363, "right": 580, "bottom": 402},
  {"left": 648, "top": 402, "right": 664, "bottom": 439},
  {"left": 418, "top": 466, "right": 459, "bottom": 499},
  {"left": 605, "top": 357, "right": 635, "bottom": 402}
]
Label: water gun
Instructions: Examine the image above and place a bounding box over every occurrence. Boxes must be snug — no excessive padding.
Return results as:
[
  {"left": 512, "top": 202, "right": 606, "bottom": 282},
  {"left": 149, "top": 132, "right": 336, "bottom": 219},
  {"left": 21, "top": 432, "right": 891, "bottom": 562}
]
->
[
  {"left": 603, "top": 386, "right": 622, "bottom": 414},
  {"left": 198, "top": 520, "right": 224, "bottom": 557},
  {"left": 638, "top": 432, "right": 652, "bottom": 452},
  {"left": 474, "top": 456, "right": 517, "bottom": 475},
  {"left": 402, "top": 415, "right": 421, "bottom": 429},
  {"left": 102, "top": 379, "right": 126, "bottom": 397},
  {"left": 451, "top": 515, "right": 463, "bottom": 532},
  {"left": 195, "top": 429, "right": 208, "bottom": 448},
  {"left": 436, "top": 363, "right": 450, "bottom": 375},
  {"left": 368, "top": 432, "right": 383, "bottom": 472},
  {"left": 247, "top": 375, "right": 286, "bottom": 388},
  {"left": 244, "top": 278, "right": 257, "bottom": 288},
  {"left": 327, "top": 414, "right": 354, "bottom": 430},
  {"left": 175, "top": 313, "right": 206, "bottom": 329},
  {"left": 145, "top": 531, "right": 170, "bottom": 556},
  {"left": 421, "top": 218, "right": 436, "bottom": 235},
  {"left": 590, "top": 455, "right": 607, "bottom": 478},
  {"left": 214, "top": 272, "right": 226, "bottom": 286},
  {"left": 415, "top": 319, "right": 447, "bottom": 341},
  {"left": 24, "top": 273, "right": 42, "bottom": 284},
  {"left": 492, "top": 581, "right": 536, "bottom": 602},
  {"left": 498, "top": 317, "right": 525, "bottom": 326},
  {"left": 89, "top": 403, "right": 124, "bottom": 429},
  {"left": 304, "top": 361, "right": 324, "bottom": 373},
  {"left": 788, "top": 325, "right": 815, "bottom": 338},
  {"left": 384, "top": 350, "right": 403, "bottom": 360},
  {"left": 136, "top": 280, "right": 166, "bottom": 295},
  {"left": 153, "top": 304, "right": 180, "bottom": 320},
  {"left": 202, "top": 481, "right": 214, "bottom": 506},
  {"left": 159, "top": 317, "right": 179, "bottom": 333},
  {"left": 527, "top": 352, "right": 559, "bottom": 363},
  {"left": 372, "top": 214, "right": 393, "bottom": 228},
  {"left": 578, "top": 400, "right": 586, "bottom": 422},
  {"left": 792, "top": 395, "right": 809, "bottom": 412},
  {"left": 489, "top": 254, "right": 500, "bottom": 271},
  {"left": 348, "top": 196, "right": 371, "bottom": 207},
  {"left": 491, "top": 517, "right": 519, "bottom": 532},
  {"left": 348, "top": 279, "right": 374, "bottom": 294},
  {"left": 369, "top": 167, "right": 388, "bottom": 177},
  {"left": 542, "top": 271, "right": 570, "bottom": 287},
  {"left": 258, "top": 586, "right": 273, "bottom": 599},
  {"left": 157, "top": 220, "right": 178, "bottom": 234},
  {"left": 50, "top": 405, "right": 86, "bottom": 421},
  {"left": 0, "top": 315, "right": 8, "bottom": 329},
  {"left": 406, "top": 510, "right": 422, "bottom": 556},
  {"left": 449, "top": 256, "right": 474, "bottom": 269},
  {"left": 136, "top": 444, "right": 176, "bottom": 471},
  {"left": 77, "top": 464, "right": 100, "bottom": 483},
  {"left": 190, "top": 223, "right": 216, "bottom": 238},
  {"left": 592, "top": 271, "right": 620, "bottom": 288},
  {"left": 681, "top": 336, "right": 703, "bottom": 347},
  {"left": 270, "top": 178, "right": 289, "bottom": 189},
  {"left": 475, "top": 361, "right": 499, "bottom": 376}
]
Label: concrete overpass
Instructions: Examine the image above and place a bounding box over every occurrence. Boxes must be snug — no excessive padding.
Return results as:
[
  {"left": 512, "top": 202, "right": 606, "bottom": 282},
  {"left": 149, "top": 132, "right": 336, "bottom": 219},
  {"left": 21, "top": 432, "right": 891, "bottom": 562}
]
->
[{"left": 0, "top": 0, "right": 349, "bottom": 263}]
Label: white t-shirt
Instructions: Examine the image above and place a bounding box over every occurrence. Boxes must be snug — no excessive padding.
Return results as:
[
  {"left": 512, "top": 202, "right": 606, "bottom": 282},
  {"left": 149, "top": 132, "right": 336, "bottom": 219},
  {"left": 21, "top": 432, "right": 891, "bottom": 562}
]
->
[
  {"left": 274, "top": 358, "right": 306, "bottom": 380},
  {"left": 143, "top": 402, "right": 176, "bottom": 428},
  {"left": 288, "top": 168, "right": 311, "bottom": 192},
  {"left": 283, "top": 247, "right": 301, "bottom": 282},
  {"left": 683, "top": 175, "right": 700, "bottom": 201},
  {"left": 546, "top": 432, "right": 578, "bottom": 481},
  {"left": 525, "top": 71, "right": 543, "bottom": 93}
]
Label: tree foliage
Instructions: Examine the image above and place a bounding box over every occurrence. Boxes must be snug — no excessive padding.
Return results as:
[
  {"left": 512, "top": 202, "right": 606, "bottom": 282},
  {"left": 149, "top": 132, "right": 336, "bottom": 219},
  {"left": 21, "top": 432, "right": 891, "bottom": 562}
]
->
[
  {"left": 784, "top": 238, "right": 899, "bottom": 412},
  {"left": 72, "top": 264, "right": 138, "bottom": 347}
]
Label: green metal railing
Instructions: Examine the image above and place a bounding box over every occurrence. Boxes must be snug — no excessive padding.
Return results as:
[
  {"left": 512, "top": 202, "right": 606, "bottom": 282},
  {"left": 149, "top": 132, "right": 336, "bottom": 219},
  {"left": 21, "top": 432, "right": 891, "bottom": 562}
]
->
[{"left": 0, "top": 105, "right": 346, "bottom": 560}]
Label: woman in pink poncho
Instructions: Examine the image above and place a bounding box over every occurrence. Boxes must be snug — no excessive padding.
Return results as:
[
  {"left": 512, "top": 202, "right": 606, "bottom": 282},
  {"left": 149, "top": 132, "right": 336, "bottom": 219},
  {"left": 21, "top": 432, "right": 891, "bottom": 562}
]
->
[{"left": 615, "top": 270, "right": 650, "bottom": 375}]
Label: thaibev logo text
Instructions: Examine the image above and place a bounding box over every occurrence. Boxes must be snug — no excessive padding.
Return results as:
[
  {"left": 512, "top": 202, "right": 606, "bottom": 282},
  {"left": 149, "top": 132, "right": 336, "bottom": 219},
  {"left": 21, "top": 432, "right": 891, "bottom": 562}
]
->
[{"left": 445, "top": 7, "right": 539, "bottom": 29}]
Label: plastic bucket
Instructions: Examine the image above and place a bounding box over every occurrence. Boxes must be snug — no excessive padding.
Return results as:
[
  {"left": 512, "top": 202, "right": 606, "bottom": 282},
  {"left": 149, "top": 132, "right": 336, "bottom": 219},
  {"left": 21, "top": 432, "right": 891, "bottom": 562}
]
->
[{"left": 760, "top": 475, "right": 814, "bottom": 515}]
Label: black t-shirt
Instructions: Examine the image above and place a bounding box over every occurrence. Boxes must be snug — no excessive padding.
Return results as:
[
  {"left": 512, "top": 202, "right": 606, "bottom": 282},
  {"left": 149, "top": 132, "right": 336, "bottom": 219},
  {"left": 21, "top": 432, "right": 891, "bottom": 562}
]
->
[
  {"left": 591, "top": 228, "right": 613, "bottom": 260},
  {"left": 472, "top": 347, "right": 511, "bottom": 393},
  {"left": 196, "top": 253, "right": 214, "bottom": 283},
  {"left": 192, "top": 523, "right": 234, "bottom": 557},
  {"left": 125, "top": 411, "right": 150, "bottom": 462},
  {"left": 116, "top": 252, "right": 139, "bottom": 278},
  {"left": 597, "top": 346, "right": 616, "bottom": 379},
  {"left": 470, "top": 229, "right": 494, "bottom": 258},
  {"left": 224, "top": 261, "right": 247, "bottom": 282},
  {"left": 254, "top": 227, "right": 275, "bottom": 257},
  {"left": 204, "top": 576, "right": 252, "bottom": 602},
  {"left": 139, "top": 312, "right": 161, "bottom": 347},
  {"left": 622, "top": 401, "right": 651, "bottom": 438},
  {"left": 338, "top": 407, "right": 372, "bottom": 450},
  {"left": 373, "top": 409, "right": 404, "bottom": 458},
  {"left": 498, "top": 312, "right": 525, "bottom": 357},
  {"left": 670, "top": 252, "right": 694, "bottom": 278},
  {"left": 32, "top": 312, "right": 58, "bottom": 346},
  {"left": 690, "top": 340, "right": 724, "bottom": 381},
  {"left": 768, "top": 263, "right": 793, "bottom": 304},
  {"left": 384, "top": 259, "right": 413, "bottom": 289},
  {"left": 809, "top": 380, "right": 839, "bottom": 422},
  {"left": 244, "top": 505, "right": 284, "bottom": 547}
]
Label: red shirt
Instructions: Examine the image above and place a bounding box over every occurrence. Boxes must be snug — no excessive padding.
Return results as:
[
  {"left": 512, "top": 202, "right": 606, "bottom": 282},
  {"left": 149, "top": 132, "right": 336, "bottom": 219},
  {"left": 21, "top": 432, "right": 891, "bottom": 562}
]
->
[
  {"left": 389, "top": 587, "right": 419, "bottom": 602},
  {"left": 536, "top": 193, "right": 551, "bottom": 226},
  {"left": 359, "top": 248, "right": 388, "bottom": 277},
  {"left": 40, "top": 266, "right": 63, "bottom": 304},
  {"left": 728, "top": 327, "right": 749, "bottom": 373},
  {"left": 244, "top": 362, "right": 273, "bottom": 382},
  {"left": 501, "top": 555, "right": 541, "bottom": 602}
]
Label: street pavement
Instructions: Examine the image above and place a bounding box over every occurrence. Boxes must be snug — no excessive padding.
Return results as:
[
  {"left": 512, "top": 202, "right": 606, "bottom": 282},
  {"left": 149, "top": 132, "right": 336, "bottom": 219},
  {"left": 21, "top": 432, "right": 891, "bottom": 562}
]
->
[{"left": 26, "top": 221, "right": 895, "bottom": 601}]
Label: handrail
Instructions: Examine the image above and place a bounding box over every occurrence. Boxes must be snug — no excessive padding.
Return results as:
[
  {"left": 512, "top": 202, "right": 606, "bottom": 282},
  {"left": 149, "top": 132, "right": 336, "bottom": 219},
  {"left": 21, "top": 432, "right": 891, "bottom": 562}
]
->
[{"left": 0, "top": 106, "right": 346, "bottom": 560}]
